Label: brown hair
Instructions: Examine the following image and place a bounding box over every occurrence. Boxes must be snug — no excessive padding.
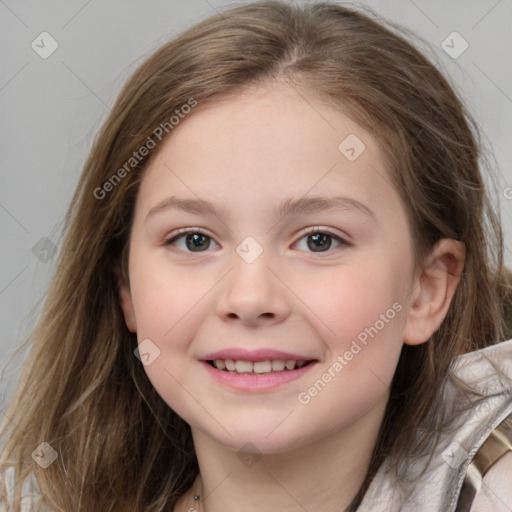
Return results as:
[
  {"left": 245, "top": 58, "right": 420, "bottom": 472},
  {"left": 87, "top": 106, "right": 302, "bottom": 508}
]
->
[{"left": 1, "top": 1, "right": 510, "bottom": 510}]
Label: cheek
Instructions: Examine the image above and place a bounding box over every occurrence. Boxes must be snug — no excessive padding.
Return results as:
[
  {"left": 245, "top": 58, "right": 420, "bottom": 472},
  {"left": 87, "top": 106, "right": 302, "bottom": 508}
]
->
[
  {"left": 295, "top": 272, "right": 405, "bottom": 430},
  {"left": 127, "top": 249, "right": 215, "bottom": 406},
  {"left": 296, "top": 255, "right": 408, "bottom": 403},
  {"left": 129, "top": 249, "right": 210, "bottom": 339},
  {"left": 300, "top": 260, "right": 406, "bottom": 347}
]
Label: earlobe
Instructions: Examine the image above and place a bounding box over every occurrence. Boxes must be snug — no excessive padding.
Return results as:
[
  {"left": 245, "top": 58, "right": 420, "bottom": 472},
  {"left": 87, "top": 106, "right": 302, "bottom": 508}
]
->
[
  {"left": 403, "top": 239, "right": 466, "bottom": 346},
  {"left": 119, "top": 282, "right": 137, "bottom": 332}
]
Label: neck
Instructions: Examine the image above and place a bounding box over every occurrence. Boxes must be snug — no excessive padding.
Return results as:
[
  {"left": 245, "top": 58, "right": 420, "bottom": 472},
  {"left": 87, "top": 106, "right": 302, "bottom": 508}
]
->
[{"left": 184, "top": 397, "right": 387, "bottom": 512}]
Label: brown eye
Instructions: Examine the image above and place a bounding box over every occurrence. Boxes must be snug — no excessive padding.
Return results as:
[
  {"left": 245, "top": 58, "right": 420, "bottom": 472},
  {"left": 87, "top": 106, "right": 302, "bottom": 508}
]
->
[
  {"left": 165, "top": 230, "right": 219, "bottom": 253},
  {"left": 294, "top": 229, "right": 349, "bottom": 253},
  {"left": 307, "top": 232, "right": 332, "bottom": 252}
]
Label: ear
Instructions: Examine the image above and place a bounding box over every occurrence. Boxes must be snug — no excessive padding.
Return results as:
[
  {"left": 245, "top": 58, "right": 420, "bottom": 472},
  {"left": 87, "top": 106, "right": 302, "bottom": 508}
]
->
[
  {"left": 403, "top": 238, "right": 465, "bottom": 346},
  {"left": 119, "top": 281, "right": 137, "bottom": 332}
]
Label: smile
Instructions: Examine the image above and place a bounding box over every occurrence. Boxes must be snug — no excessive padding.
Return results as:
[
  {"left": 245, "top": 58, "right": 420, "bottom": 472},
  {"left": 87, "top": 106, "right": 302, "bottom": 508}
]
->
[
  {"left": 201, "top": 358, "right": 318, "bottom": 391},
  {"left": 207, "top": 358, "right": 313, "bottom": 374}
]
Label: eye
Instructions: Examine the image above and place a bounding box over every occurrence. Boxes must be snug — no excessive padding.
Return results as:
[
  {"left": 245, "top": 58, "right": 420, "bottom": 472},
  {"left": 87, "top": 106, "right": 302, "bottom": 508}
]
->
[
  {"left": 164, "top": 227, "right": 349, "bottom": 254},
  {"left": 294, "top": 228, "right": 350, "bottom": 253},
  {"left": 164, "top": 229, "right": 220, "bottom": 253}
]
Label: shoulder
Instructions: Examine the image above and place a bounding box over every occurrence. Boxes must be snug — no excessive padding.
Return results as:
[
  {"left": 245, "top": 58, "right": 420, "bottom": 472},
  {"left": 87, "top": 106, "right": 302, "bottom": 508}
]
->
[
  {"left": 469, "top": 451, "right": 512, "bottom": 511},
  {"left": 0, "top": 466, "right": 42, "bottom": 511}
]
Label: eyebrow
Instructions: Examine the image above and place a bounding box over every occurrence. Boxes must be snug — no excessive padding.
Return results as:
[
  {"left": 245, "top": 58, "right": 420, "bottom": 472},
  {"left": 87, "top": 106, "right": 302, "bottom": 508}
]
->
[{"left": 145, "top": 195, "right": 376, "bottom": 222}]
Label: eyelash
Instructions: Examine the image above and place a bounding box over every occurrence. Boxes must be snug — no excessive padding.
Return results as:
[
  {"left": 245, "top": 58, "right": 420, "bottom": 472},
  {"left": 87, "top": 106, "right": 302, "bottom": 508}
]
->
[{"left": 164, "top": 227, "right": 351, "bottom": 255}]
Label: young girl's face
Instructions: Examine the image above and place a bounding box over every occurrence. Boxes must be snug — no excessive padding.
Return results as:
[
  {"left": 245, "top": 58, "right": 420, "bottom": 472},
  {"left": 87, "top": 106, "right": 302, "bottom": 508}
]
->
[{"left": 120, "top": 82, "right": 420, "bottom": 453}]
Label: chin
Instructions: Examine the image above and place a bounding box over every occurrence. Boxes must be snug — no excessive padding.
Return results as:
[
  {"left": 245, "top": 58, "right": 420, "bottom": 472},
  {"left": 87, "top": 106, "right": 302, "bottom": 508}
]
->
[{"left": 196, "top": 419, "right": 312, "bottom": 455}]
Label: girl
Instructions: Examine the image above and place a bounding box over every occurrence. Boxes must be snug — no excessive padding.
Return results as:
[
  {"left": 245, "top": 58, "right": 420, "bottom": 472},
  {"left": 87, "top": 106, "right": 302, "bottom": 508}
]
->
[{"left": 1, "top": 1, "right": 511, "bottom": 510}]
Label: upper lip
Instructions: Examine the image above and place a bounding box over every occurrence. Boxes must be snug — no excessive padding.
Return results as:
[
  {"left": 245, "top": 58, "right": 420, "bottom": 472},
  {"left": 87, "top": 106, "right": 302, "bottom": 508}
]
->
[{"left": 200, "top": 348, "right": 317, "bottom": 362}]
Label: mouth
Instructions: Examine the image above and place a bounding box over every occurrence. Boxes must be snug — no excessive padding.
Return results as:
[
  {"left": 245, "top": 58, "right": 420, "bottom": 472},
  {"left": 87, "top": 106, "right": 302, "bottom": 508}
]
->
[
  {"left": 205, "top": 358, "right": 317, "bottom": 375},
  {"left": 199, "top": 349, "right": 319, "bottom": 390}
]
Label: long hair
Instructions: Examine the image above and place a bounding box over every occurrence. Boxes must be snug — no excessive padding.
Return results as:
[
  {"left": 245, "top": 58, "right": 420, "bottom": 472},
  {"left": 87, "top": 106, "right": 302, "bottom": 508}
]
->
[{"left": 1, "top": 2, "right": 509, "bottom": 510}]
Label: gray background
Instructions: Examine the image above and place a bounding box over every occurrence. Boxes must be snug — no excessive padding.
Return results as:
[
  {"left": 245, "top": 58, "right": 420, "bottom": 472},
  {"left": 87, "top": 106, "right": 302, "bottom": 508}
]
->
[{"left": 1, "top": 0, "right": 511, "bottom": 406}]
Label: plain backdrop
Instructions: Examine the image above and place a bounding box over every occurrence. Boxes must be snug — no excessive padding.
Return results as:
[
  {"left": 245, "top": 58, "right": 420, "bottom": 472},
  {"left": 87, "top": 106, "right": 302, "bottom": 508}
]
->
[{"left": 1, "top": 0, "right": 511, "bottom": 406}]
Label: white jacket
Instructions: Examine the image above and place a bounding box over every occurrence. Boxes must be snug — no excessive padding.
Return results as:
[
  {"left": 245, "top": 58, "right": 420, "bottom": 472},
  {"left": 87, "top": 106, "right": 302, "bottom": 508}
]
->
[
  {"left": 2, "top": 339, "right": 512, "bottom": 511},
  {"left": 358, "top": 337, "right": 512, "bottom": 512}
]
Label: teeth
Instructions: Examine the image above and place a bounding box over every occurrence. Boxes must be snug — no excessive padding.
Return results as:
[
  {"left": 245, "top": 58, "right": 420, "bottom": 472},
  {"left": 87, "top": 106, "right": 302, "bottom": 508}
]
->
[
  {"left": 235, "top": 360, "right": 253, "bottom": 373},
  {"left": 253, "top": 360, "right": 272, "bottom": 373},
  {"left": 271, "top": 359, "right": 285, "bottom": 371},
  {"left": 211, "top": 358, "right": 310, "bottom": 374}
]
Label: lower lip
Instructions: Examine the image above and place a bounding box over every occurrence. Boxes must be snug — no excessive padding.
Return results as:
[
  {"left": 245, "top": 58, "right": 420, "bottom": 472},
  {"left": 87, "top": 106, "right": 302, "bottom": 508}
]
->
[{"left": 200, "top": 361, "right": 317, "bottom": 391}]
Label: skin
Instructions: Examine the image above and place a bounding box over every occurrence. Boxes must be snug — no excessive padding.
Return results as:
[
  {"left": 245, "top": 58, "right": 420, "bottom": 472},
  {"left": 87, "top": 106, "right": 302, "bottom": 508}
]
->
[{"left": 119, "top": 81, "right": 465, "bottom": 512}]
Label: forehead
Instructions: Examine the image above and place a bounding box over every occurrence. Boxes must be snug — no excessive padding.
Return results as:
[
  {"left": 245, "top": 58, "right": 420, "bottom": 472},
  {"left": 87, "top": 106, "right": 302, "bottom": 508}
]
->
[{"left": 136, "top": 83, "right": 404, "bottom": 225}]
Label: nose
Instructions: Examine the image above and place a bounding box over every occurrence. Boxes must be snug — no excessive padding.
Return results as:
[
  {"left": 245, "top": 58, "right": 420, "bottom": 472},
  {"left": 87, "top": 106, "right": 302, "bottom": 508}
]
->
[{"left": 215, "top": 248, "right": 291, "bottom": 327}]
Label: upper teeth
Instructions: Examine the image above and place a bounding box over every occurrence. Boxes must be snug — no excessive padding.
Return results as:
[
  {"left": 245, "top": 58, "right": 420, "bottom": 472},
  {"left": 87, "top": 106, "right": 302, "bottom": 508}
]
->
[{"left": 212, "top": 359, "right": 307, "bottom": 373}]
